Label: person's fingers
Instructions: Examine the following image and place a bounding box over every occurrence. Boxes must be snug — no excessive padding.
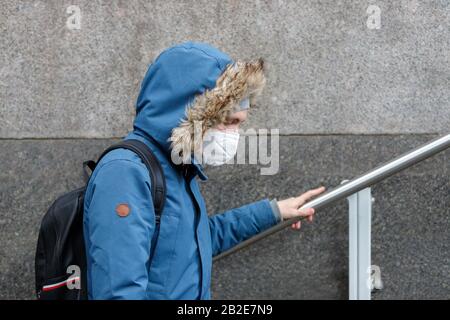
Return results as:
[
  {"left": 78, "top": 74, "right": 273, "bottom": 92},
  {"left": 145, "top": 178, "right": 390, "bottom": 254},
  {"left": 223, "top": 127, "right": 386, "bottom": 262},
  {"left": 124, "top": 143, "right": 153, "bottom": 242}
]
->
[
  {"left": 291, "top": 221, "right": 301, "bottom": 230},
  {"left": 297, "top": 207, "right": 315, "bottom": 217},
  {"left": 296, "top": 186, "right": 326, "bottom": 205},
  {"left": 308, "top": 214, "right": 313, "bottom": 223}
]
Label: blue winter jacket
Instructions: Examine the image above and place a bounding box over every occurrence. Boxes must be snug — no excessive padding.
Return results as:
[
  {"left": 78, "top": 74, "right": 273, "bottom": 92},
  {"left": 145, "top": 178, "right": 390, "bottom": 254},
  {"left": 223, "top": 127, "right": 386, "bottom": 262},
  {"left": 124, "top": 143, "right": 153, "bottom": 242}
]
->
[{"left": 83, "top": 41, "right": 279, "bottom": 300}]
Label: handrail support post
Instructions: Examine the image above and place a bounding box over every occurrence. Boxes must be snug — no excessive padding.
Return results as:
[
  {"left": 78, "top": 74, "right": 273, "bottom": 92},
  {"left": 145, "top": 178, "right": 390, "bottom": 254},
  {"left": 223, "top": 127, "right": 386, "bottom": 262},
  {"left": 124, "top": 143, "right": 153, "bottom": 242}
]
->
[{"left": 348, "top": 187, "right": 372, "bottom": 300}]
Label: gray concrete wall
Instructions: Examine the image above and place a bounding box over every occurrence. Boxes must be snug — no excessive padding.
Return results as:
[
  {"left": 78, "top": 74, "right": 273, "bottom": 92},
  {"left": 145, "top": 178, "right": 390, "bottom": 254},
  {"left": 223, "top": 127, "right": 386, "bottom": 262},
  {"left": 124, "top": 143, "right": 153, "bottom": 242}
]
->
[{"left": 0, "top": 0, "right": 449, "bottom": 299}]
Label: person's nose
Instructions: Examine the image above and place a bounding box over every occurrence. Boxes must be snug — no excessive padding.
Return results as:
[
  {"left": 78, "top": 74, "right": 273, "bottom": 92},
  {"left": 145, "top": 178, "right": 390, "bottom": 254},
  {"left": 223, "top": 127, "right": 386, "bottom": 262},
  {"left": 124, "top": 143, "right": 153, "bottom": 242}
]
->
[{"left": 216, "top": 123, "right": 240, "bottom": 131}]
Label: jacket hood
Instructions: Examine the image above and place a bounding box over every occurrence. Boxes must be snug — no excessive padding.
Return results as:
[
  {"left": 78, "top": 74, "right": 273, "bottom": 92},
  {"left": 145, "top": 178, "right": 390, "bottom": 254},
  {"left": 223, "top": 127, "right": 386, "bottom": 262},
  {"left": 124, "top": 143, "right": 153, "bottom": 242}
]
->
[{"left": 133, "top": 41, "right": 266, "bottom": 163}]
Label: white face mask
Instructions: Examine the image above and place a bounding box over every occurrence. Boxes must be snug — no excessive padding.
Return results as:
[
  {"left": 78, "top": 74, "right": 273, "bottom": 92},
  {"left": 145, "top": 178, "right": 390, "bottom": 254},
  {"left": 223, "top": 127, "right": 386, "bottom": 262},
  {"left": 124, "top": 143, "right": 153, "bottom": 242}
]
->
[{"left": 200, "top": 128, "right": 240, "bottom": 166}]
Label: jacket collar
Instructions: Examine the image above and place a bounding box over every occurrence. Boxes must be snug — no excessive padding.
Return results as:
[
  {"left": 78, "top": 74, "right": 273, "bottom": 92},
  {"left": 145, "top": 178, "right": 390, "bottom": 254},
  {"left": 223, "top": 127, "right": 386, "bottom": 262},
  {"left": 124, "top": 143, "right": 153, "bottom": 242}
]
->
[{"left": 190, "top": 156, "right": 208, "bottom": 181}]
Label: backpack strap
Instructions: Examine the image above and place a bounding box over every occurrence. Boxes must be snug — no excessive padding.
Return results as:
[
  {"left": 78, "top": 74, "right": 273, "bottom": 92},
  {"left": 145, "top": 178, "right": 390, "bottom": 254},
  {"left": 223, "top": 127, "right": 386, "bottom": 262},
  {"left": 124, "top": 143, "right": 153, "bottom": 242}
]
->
[{"left": 87, "top": 139, "right": 166, "bottom": 219}]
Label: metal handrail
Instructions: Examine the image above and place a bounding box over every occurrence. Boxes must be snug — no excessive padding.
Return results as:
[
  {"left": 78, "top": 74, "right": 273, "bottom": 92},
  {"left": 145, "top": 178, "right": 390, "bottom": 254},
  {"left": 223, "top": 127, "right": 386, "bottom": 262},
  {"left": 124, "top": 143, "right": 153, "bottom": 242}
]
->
[{"left": 213, "top": 133, "right": 450, "bottom": 262}]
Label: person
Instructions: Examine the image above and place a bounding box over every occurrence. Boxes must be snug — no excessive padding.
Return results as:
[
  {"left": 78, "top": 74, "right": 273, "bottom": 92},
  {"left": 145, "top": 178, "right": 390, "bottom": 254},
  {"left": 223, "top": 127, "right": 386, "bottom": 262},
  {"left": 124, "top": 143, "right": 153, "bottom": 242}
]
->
[{"left": 83, "top": 41, "right": 326, "bottom": 300}]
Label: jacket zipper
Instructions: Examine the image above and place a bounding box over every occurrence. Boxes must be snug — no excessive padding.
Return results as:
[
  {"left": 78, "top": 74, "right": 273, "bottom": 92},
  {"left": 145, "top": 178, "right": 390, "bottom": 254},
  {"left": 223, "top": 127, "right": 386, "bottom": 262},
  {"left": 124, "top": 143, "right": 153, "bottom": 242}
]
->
[{"left": 184, "top": 167, "right": 204, "bottom": 298}]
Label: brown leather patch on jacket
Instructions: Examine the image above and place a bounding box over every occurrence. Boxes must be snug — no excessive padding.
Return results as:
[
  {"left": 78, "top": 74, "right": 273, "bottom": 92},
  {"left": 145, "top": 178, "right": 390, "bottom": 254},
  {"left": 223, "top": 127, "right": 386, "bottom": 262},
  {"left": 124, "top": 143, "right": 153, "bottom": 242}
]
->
[{"left": 115, "top": 203, "right": 131, "bottom": 217}]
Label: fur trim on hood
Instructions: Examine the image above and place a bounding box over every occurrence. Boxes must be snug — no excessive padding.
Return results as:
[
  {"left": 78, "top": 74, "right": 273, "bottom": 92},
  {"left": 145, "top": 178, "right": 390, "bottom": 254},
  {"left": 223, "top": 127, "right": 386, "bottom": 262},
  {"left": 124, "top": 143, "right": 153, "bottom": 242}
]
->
[{"left": 169, "top": 58, "right": 266, "bottom": 162}]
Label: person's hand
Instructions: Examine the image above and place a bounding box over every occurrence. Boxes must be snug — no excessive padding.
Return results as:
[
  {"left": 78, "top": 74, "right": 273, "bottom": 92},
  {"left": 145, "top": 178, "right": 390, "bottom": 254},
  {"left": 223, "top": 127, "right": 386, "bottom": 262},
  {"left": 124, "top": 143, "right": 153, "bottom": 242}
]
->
[{"left": 277, "top": 186, "right": 326, "bottom": 230}]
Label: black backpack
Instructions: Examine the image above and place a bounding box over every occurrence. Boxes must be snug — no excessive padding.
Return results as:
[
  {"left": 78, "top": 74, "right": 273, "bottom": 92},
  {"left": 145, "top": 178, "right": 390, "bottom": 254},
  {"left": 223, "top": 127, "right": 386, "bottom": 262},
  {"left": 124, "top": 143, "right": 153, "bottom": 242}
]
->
[{"left": 34, "top": 139, "right": 166, "bottom": 300}]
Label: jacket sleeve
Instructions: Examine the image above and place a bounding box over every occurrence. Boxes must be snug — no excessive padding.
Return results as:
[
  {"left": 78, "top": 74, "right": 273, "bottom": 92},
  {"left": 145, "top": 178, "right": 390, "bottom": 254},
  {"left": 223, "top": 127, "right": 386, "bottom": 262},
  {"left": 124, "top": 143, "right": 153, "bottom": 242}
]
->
[
  {"left": 84, "top": 159, "right": 155, "bottom": 300},
  {"left": 208, "top": 198, "right": 280, "bottom": 257}
]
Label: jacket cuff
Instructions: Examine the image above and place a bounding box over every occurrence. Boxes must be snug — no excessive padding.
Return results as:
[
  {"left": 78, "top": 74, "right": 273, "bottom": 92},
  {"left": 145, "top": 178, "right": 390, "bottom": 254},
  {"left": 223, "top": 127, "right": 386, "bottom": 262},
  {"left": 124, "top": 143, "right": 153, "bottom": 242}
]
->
[
  {"left": 251, "top": 199, "right": 280, "bottom": 231},
  {"left": 269, "top": 198, "right": 282, "bottom": 223}
]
